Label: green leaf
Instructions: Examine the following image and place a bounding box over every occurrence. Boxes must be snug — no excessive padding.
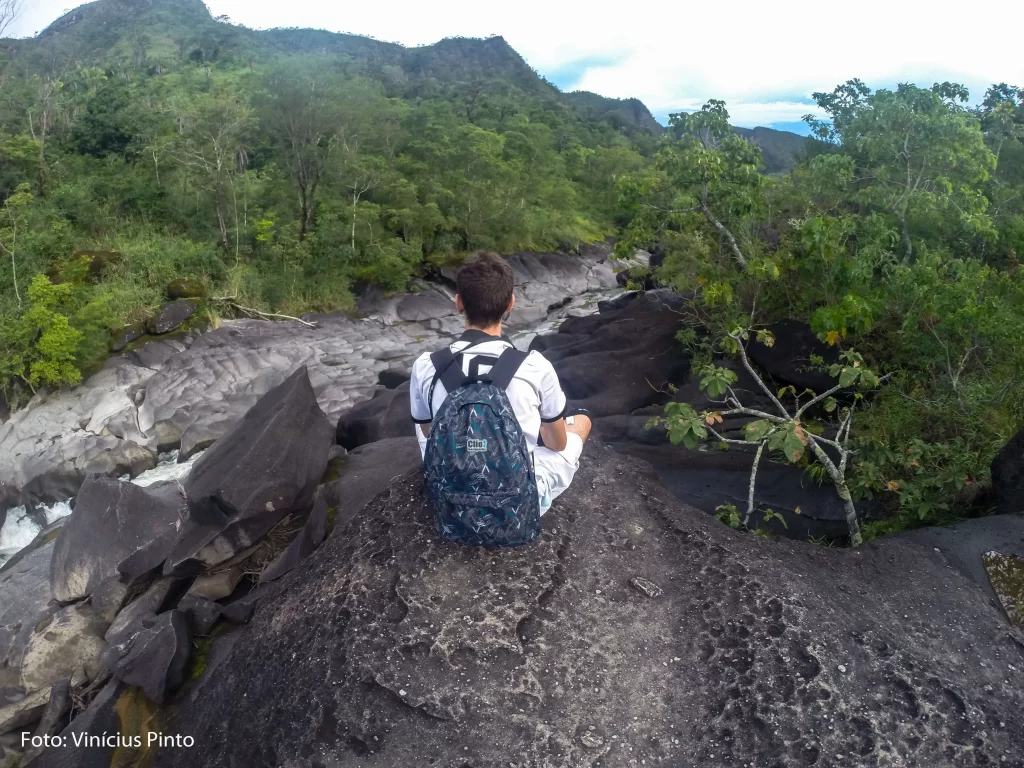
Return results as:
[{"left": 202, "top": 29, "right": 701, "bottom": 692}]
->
[
  {"left": 744, "top": 420, "right": 772, "bottom": 442},
  {"left": 823, "top": 397, "right": 838, "bottom": 413},
  {"left": 783, "top": 430, "right": 806, "bottom": 463}
]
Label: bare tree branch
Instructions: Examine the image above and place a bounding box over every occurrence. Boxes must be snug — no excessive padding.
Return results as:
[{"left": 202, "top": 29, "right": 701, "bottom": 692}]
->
[{"left": 0, "top": 0, "right": 24, "bottom": 38}]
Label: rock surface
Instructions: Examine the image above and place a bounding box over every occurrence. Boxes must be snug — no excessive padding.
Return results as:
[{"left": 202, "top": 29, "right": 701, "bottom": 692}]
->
[
  {"left": 0, "top": 540, "right": 58, "bottom": 694},
  {"left": 335, "top": 382, "right": 412, "bottom": 450},
  {"left": 260, "top": 489, "right": 329, "bottom": 583},
  {"left": 531, "top": 289, "right": 691, "bottom": 417},
  {"left": 157, "top": 446, "right": 1024, "bottom": 768},
  {"left": 100, "top": 610, "right": 191, "bottom": 704},
  {"left": 321, "top": 437, "right": 422, "bottom": 531},
  {"left": 167, "top": 367, "right": 333, "bottom": 574},
  {"left": 745, "top": 319, "right": 840, "bottom": 395},
  {"left": 50, "top": 476, "right": 183, "bottom": 603},
  {"left": 20, "top": 604, "right": 107, "bottom": 693},
  {"left": 537, "top": 292, "right": 848, "bottom": 538},
  {"left": 147, "top": 300, "right": 198, "bottom": 335},
  {"left": 991, "top": 426, "right": 1024, "bottom": 516},
  {"left": 31, "top": 679, "right": 125, "bottom": 768}
]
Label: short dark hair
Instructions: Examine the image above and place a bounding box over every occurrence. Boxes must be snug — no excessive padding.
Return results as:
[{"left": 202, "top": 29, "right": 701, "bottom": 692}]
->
[{"left": 456, "top": 252, "right": 515, "bottom": 327}]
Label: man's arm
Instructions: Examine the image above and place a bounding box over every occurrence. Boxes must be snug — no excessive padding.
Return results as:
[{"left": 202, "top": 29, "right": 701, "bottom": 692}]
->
[
  {"left": 539, "top": 419, "right": 568, "bottom": 452},
  {"left": 536, "top": 352, "right": 568, "bottom": 451}
]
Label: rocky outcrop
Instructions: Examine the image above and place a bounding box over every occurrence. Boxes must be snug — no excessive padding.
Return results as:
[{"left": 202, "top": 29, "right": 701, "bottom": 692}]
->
[
  {"left": 19, "top": 604, "right": 107, "bottom": 693},
  {"left": 166, "top": 278, "right": 208, "bottom": 300},
  {"left": 0, "top": 247, "right": 619, "bottom": 509},
  {"left": 335, "top": 382, "right": 412, "bottom": 450},
  {"left": 259, "top": 488, "right": 329, "bottom": 583},
  {"left": 146, "top": 300, "right": 198, "bottom": 335},
  {"left": 0, "top": 540, "right": 59, "bottom": 694},
  {"left": 991, "top": 427, "right": 1024, "bottom": 516},
  {"left": 165, "top": 367, "right": 332, "bottom": 575},
  {"left": 50, "top": 476, "right": 183, "bottom": 603},
  {"left": 535, "top": 292, "right": 856, "bottom": 539},
  {"left": 745, "top": 319, "right": 840, "bottom": 395},
  {"left": 155, "top": 445, "right": 1024, "bottom": 768},
  {"left": 100, "top": 611, "right": 191, "bottom": 704},
  {"left": 321, "top": 437, "right": 422, "bottom": 531},
  {"left": 531, "top": 289, "right": 691, "bottom": 417},
  {"left": 31, "top": 680, "right": 126, "bottom": 768}
]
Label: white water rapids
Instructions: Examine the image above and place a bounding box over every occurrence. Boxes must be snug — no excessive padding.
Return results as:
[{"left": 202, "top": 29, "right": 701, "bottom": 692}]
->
[{"left": 0, "top": 449, "right": 203, "bottom": 569}]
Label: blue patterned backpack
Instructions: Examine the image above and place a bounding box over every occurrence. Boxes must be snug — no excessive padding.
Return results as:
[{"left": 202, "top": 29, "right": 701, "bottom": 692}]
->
[{"left": 423, "top": 343, "right": 541, "bottom": 547}]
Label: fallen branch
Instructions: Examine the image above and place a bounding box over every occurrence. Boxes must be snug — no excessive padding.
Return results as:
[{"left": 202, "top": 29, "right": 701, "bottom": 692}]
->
[{"left": 209, "top": 297, "right": 319, "bottom": 328}]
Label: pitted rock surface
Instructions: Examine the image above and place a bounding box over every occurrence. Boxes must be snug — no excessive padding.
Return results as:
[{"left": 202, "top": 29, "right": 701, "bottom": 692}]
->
[
  {"left": 157, "top": 446, "right": 1024, "bottom": 768},
  {"left": 0, "top": 249, "right": 618, "bottom": 504}
]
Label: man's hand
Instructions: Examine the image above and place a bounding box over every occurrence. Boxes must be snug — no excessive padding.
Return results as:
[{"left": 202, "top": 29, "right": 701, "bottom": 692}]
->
[{"left": 539, "top": 419, "right": 568, "bottom": 452}]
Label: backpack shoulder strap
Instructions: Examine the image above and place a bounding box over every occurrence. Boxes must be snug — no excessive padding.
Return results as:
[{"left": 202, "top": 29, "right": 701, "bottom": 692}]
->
[
  {"left": 428, "top": 347, "right": 469, "bottom": 417},
  {"left": 484, "top": 347, "right": 528, "bottom": 390}
]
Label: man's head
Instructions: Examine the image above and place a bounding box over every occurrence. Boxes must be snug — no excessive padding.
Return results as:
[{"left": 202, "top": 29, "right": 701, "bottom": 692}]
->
[{"left": 455, "top": 252, "right": 515, "bottom": 329}]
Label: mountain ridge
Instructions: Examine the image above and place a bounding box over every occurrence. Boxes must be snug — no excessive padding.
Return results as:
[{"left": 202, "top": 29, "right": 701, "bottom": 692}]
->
[{"left": 4, "top": 0, "right": 809, "bottom": 166}]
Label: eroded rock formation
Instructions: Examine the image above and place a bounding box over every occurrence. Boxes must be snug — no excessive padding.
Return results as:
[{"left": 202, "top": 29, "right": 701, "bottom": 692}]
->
[{"left": 156, "top": 446, "right": 1024, "bottom": 768}]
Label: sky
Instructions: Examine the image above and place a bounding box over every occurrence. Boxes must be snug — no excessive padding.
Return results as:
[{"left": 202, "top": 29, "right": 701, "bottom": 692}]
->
[{"left": 8, "top": 0, "right": 1024, "bottom": 134}]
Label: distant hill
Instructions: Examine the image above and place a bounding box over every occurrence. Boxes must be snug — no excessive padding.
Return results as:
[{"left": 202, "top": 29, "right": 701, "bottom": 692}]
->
[
  {"left": 5, "top": 0, "right": 808, "bottom": 169},
  {"left": 734, "top": 126, "right": 809, "bottom": 175},
  {"left": 7, "top": 0, "right": 654, "bottom": 140},
  {"left": 563, "top": 92, "right": 664, "bottom": 136}
]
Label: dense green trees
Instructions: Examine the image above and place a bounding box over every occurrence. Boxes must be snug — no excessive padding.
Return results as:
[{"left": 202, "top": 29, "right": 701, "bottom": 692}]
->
[
  {"left": 622, "top": 83, "right": 1024, "bottom": 538},
  {"left": 0, "top": 18, "right": 648, "bottom": 404}
]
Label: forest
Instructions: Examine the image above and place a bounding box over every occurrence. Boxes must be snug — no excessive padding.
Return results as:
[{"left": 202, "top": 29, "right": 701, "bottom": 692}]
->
[{"left": 2, "top": 0, "right": 1024, "bottom": 538}]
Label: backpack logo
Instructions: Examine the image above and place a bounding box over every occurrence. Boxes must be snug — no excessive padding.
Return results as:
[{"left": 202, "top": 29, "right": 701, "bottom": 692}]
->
[{"left": 466, "top": 438, "right": 488, "bottom": 453}]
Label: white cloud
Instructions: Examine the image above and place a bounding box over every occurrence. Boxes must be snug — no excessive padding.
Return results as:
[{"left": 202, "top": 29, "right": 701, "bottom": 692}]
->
[{"left": 8, "top": 0, "right": 1024, "bottom": 128}]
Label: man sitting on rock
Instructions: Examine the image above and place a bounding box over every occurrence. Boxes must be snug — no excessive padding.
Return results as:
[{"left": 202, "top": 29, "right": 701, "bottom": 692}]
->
[{"left": 410, "top": 252, "right": 591, "bottom": 546}]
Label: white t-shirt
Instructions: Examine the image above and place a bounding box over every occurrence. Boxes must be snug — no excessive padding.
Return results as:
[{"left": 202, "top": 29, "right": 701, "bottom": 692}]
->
[{"left": 410, "top": 334, "right": 567, "bottom": 459}]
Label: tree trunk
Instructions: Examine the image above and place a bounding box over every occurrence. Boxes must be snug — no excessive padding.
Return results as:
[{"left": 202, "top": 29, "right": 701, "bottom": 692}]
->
[
  {"left": 743, "top": 441, "right": 765, "bottom": 528},
  {"left": 899, "top": 215, "right": 913, "bottom": 265},
  {"left": 298, "top": 189, "right": 309, "bottom": 240},
  {"left": 36, "top": 136, "right": 46, "bottom": 197},
  {"left": 351, "top": 189, "right": 358, "bottom": 252},
  {"left": 216, "top": 198, "right": 229, "bottom": 251},
  {"left": 699, "top": 201, "right": 747, "bottom": 269},
  {"left": 836, "top": 482, "right": 863, "bottom": 547}
]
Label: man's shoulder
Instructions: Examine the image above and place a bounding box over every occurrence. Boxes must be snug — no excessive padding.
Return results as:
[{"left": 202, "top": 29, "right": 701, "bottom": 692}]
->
[
  {"left": 523, "top": 349, "right": 556, "bottom": 373},
  {"left": 410, "top": 351, "right": 436, "bottom": 385}
]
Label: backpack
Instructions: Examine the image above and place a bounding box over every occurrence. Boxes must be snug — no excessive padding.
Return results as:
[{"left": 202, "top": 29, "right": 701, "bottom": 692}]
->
[{"left": 423, "top": 342, "right": 541, "bottom": 547}]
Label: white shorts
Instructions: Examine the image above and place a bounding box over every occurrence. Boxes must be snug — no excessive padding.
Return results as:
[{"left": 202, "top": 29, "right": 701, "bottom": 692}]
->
[{"left": 534, "top": 433, "right": 584, "bottom": 516}]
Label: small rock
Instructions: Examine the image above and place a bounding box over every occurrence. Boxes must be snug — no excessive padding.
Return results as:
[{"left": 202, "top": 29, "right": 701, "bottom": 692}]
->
[
  {"left": 581, "top": 731, "right": 605, "bottom": 749},
  {"left": 100, "top": 610, "right": 191, "bottom": 704},
  {"left": 147, "top": 300, "right": 198, "bottom": 335},
  {"left": 177, "top": 595, "right": 223, "bottom": 636},
  {"left": 629, "top": 577, "right": 663, "bottom": 599},
  {"left": 837, "top": 665, "right": 847, "bottom": 673}
]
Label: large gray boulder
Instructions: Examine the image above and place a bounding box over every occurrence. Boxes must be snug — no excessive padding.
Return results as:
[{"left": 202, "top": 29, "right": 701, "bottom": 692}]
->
[
  {"left": 146, "top": 300, "right": 197, "bottom": 335},
  {"left": 156, "top": 446, "right": 1024, "bottom": 768},
  {"left": 100, "top": 610, "right": 191, "bottom": 704},
  {"left": 991, "top": 427, "right": 1024, "bottom": 516},
  {"left": 165, "top": 367, "right": 333, "bottom": 575},
  {"left": 30, "top": 679, "right": 125, "bottom": 768},
  {"left": 260, "top": 488, "right": 330, "bottom": 583},
  {"left": 19, "top": 604, "right": 107, "bottom": 694},
  {"left": 335, "top": 382, "right": 412, "bottom": 450},
  {"left": 50, "top": 476, "right": 183, "bottom": 603},
  {"left": 0, "top": 540, "right": 59, "bottom": 694},
  {"left": 321, "top": 437, "right": 422, "bottom": 530}
]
